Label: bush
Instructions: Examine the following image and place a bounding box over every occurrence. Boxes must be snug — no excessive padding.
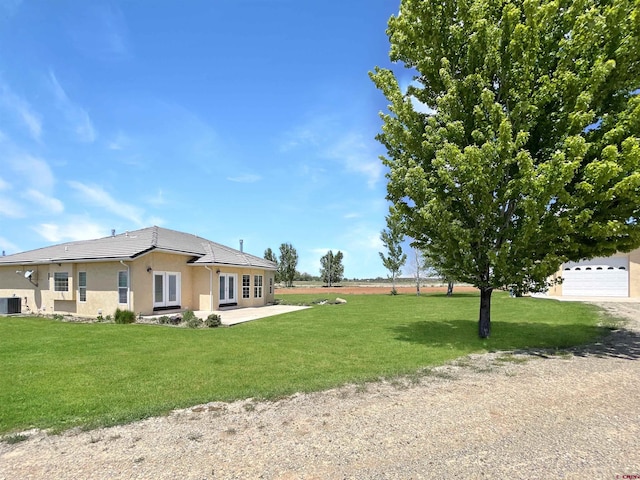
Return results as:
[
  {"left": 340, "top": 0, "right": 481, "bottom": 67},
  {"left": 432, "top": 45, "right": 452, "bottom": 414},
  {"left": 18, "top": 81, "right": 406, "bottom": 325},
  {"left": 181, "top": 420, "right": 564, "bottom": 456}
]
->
[
  {"left": 114, "top": 308, "right": 136, "bottom": 324},
  {"left": 158, "top": 315, "right": 171, "bottom": 325},
  {"left": 182, "top": 310, "right": 202, "bottom": 329},
  {"left": 204, "top": 314, "right": 222, "bottom": 328}
]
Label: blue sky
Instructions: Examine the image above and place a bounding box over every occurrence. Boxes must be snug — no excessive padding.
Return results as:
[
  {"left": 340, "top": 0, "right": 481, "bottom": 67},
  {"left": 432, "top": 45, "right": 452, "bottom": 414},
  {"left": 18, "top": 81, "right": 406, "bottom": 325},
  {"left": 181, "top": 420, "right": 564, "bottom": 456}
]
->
[{"left": 0, "top": 0, "right": 412, "bottom": 279}]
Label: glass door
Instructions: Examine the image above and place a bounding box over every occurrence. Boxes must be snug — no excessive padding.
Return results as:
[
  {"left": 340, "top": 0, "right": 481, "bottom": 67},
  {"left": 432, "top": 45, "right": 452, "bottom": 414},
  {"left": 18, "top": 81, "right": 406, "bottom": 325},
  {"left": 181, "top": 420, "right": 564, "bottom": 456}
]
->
[
  {"left": 153, "top": 272, "right": 181, "bottom": 308},
  {"left": 219, "top": 273, "right": 237, "bottom": 305}
]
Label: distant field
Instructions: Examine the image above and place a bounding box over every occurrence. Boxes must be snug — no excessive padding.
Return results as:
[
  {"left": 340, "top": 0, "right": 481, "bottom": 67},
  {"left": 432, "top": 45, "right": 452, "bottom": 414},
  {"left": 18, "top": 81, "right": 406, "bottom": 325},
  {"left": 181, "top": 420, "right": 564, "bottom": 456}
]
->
[{"left": 276, "top": 284, "right": 477, "bottom": 295}]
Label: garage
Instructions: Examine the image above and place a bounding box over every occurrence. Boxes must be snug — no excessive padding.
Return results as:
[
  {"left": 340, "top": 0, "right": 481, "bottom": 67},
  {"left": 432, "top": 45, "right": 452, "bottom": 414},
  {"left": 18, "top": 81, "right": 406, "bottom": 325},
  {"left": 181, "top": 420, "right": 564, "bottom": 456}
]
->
[{"left": 561, "top": 256, "right": 629, "bottom": 297}]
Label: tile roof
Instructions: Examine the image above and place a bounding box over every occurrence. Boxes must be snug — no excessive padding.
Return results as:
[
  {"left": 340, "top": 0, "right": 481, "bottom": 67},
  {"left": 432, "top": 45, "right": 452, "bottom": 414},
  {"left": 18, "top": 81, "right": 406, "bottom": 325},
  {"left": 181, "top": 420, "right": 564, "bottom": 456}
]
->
[{"left": 0, "top": 226, "right": 277, "bottom": 270}]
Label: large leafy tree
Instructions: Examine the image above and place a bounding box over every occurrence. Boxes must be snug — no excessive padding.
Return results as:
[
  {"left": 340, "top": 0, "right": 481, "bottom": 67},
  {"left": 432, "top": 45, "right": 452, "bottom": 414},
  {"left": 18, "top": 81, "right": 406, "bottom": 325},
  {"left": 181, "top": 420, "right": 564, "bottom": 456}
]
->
[
  {"left": 320, "top": 250, "right": 344, "bottom": 286},
  {"left": 379, "top": 212, "right": 408, "bottom": 293},
  {"left": 371, "top": 0, "right": 640, "bottom": 338},
  {"left": 278, "top": 243, "right": 298, "bottom": 288},
  {"left": 264, "top": 248, "right": 279, "bottom": 282}
]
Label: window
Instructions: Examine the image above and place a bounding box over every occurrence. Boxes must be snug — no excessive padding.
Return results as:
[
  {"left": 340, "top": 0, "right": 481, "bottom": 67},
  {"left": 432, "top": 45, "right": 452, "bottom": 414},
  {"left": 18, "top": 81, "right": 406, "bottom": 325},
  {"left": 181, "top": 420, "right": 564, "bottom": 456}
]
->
[
  {"left": 54, "top": 272, "right": 69, "bottom": 292},
  {"left": 78, "top": 272, "right": 87, "bottom": 302},
  {"left": 254, "top": 275, "right": 263, "bottom": 298},
  {"left": 118, "top": 271, "right": 129, "bottom": 304},
  {"left": 242, "top": 275, "right": 250, "bottom": 299}
]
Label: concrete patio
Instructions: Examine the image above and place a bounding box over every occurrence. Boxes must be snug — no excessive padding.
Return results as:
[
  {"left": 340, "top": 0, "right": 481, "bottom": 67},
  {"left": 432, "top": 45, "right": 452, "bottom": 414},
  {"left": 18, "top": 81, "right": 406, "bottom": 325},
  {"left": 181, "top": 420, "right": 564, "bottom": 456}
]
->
[{"left": 144, "top": 304, "right": 310, "bottom": 326}]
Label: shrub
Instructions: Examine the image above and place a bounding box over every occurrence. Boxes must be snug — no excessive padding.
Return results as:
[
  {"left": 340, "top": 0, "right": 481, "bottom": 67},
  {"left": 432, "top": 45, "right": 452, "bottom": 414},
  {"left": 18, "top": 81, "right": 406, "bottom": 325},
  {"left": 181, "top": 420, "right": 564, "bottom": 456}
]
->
[
  {"left": 182, "top": 310, "right": 202, "bottom": 329},
  {"left": 114, "top": 308, "right": 136, "bottom": 324},
  {"left": 158, "top": 316, "right": 170, "bottom": 325},
  {"left": 204, "top": 314, "right": 222, "bottom": 328}
]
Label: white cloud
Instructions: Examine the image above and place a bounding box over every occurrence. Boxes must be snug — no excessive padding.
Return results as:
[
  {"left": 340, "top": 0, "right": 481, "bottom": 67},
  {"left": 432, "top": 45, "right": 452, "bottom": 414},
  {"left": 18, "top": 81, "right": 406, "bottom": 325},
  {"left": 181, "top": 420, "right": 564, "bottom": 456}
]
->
[
  {"left": 67, "top": 180, "right": 147, "bottom": 226},
  {"left": 0, "top": 196, "right": 25, "bottom": 218},
  {"left": 227, "top": 173, "right": 261, "bottom": 183},
  {"left": 9, "top": 154, "right": 56, "bottom": 192},
  {"left": 48, "top": 71, "right": 96, "bottom": 143},
  {"left": 280, "top": 115, "right": 383, "bottom": 188},
  {"left": 326, "top": 133, "right": 384, "bottom": 188},
  {"left": 0, "top": 235, "right": 20, "bottom": 255},
  {"left": 0, "top": 81, "right": 42, "bottom": 141},
  {"left": 0, "top": 176, "right": 9, "bottom": 191},
  {"left": 24, "top": 189, "right": 64, "bottom": 215},
  {"left": 36, "top": 219, "right": 108, "bottom": 243}
]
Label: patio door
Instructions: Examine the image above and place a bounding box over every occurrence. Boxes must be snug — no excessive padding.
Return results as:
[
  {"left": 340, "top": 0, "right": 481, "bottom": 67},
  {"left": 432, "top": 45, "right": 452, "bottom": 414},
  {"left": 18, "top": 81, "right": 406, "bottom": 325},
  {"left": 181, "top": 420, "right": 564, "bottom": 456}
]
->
[
  {"left": 219, "top": 273, "right": 237, "bottom": 305},
  {"left": 154, "top": 272, "right": 181, "bottom": 308}
]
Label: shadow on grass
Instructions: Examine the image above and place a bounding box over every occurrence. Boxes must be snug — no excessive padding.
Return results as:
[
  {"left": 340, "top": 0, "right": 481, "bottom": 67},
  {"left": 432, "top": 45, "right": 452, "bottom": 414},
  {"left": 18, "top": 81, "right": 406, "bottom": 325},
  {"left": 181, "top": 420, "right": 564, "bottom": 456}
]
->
[{"left": 390, "top": 319, "right": 640, "bottom": 360}]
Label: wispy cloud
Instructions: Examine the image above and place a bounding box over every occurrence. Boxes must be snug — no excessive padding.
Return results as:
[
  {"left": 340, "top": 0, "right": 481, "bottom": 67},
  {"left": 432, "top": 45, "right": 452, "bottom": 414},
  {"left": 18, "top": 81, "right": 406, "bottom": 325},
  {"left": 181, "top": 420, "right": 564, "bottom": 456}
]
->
[
  {"left": 144, "top": 189, "right": 167, "bottom": 207},
  {"left": 0, "top": 80, "right": 42, "bottom": 141},
  {"left": 227, "top": 173, "right": 261, "bottom": 183},
  {"left": 108, "top": 131, "right": 129, "bottom": 150},
  {"left": 325, "top": 133, "right": 384, "bottom": 188},
  {"left": 0, "top": 196, "right": 25, "bottom": 218},
  {"left": 0, "top": 235, "right": 20, "bottom": 254},
  {"left": 67, "top": 4, "right": 131, "bottom": 61},
  {"left": 36, "top": 218, "right": 110, "bottom": 243},
  {"left": 67, "top": 180, "right": 147, "bottom": 226},
  {"left": 9, "top": 154, "right": 56, "bottom": 192},
  {"left": 24, "top": 189, "right": 64, "bottom": 215},
  {"left": 280, "top": 115, "right": 384, "bottom": 188},
  {"left": 48, "top": 71, "right": 96, "bottom": 143}
]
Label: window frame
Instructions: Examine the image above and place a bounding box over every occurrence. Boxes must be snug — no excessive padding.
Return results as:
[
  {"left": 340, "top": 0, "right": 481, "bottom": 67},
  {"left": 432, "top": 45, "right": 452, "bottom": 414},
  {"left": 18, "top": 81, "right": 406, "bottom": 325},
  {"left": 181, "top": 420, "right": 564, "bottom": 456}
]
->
[
  {"left": 118, "top": 270, "right": 129, "bottom": 305},
  {"left": 254, "top": 275, "right": 263, "bottom": 298},
  {"left": 242, "top": 274, "right": 251, "bottom": 299},
  {"left": 54, "top": 272, "right": 69, "bottom": 292},
  {"left": 78, "top": 271, "right": 87, "bottom": 302}
]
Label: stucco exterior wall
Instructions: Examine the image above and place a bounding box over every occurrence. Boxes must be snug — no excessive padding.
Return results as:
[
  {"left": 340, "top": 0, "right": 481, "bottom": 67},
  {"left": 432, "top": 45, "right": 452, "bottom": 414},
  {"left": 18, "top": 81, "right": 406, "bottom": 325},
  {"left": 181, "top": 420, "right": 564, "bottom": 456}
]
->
[
  {"left": 0, "top": 254, "right": 276, "bottom": 317},
  {"left": 0, "top": 264, "right": 49, "bottom": 314}
]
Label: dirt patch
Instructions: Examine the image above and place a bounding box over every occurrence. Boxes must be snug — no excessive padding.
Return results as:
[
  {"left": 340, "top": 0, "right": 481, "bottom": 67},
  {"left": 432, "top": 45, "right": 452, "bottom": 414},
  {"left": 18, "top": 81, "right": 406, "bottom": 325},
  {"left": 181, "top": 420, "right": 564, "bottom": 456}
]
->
[{"left": 275, "top": 285, "right": 479, "bottom": 295}]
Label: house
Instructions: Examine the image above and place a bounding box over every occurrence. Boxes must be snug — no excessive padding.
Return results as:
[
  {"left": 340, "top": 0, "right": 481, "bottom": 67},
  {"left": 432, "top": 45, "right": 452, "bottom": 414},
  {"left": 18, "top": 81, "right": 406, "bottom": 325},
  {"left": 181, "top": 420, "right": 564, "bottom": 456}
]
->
[
  {"left": 547, "top": 248, "right": 640, "bottom": 298},
  {"left": 0, "top": 226, "right": 277, "bottom": 316}
]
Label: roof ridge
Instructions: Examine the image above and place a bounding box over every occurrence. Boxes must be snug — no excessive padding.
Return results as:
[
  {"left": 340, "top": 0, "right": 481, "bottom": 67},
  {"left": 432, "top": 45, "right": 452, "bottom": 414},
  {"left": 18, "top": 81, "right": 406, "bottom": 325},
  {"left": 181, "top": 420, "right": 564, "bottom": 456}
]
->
[{"left": 151, "top": 226, "right": 159, "bottom": 247}]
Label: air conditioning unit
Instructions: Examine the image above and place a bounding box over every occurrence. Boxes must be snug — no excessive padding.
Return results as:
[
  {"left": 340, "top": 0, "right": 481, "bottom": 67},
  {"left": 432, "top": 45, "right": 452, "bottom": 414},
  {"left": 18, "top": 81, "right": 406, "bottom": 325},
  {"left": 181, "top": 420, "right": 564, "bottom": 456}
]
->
[{"left": 0, "top": 297, "right": 21, "bottom": 315}]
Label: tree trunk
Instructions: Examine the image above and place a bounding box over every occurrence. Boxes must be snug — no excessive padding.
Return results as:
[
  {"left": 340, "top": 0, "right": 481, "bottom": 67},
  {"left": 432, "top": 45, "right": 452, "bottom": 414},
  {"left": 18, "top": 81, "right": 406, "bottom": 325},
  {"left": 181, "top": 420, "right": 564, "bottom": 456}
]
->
[
  {"left": 478, "top": 287, "right": 492, "bottom": 338},
  {"left": 446, "top": 281, "right": 454, "bottom": 296}
]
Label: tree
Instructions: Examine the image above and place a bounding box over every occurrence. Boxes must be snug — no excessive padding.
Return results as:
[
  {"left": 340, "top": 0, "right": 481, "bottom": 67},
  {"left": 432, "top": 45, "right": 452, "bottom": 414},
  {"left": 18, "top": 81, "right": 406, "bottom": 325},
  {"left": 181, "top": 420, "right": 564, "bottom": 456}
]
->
[
  {"left": 320, "top": 250, "right": 344, "bottom": 286},
  {"left": 421, "top": 246, "right": 455, "bottom": 297},
  {"left": 379, "top": 212, "right": 407, "bottom": 294},
  {"left": 264, "top": 248, "right": 279, "bottom": 283},
  {"left": 371, "top": 0, "right": 640, "bottom": 338},
  {"left": 278, "top": 243, "right": 298, "bottom": 288},
  {"left": 407, "top": 246, "right": 424, "bottom": 296}
]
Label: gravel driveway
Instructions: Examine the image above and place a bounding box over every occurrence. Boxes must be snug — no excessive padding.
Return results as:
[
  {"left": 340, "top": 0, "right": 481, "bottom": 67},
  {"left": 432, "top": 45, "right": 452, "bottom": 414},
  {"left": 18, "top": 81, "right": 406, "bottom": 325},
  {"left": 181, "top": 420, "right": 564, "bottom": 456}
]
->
[{"left": 1, "top": 302, "right": 639, "bottom": 479}]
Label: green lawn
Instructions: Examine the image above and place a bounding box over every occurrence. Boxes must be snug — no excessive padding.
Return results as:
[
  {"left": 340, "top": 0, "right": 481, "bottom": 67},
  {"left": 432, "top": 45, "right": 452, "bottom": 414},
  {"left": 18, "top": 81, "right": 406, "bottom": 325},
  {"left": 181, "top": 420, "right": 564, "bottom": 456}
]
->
[{"left": 0, "top": 292, "right": 608, "bottom": 435}]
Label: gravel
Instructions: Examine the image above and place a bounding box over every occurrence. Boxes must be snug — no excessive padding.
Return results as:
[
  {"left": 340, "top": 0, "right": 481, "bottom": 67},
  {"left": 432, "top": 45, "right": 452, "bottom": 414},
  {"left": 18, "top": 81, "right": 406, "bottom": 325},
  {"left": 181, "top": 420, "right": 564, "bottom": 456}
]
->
[{"left": 1, "top": 302, "right": 639, "bottom": 479}]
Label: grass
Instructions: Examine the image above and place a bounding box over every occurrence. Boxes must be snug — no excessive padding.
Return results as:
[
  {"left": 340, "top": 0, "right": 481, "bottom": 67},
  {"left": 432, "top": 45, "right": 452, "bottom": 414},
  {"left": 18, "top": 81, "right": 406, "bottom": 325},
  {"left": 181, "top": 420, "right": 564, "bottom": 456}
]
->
[{"left": 0, "top": 292, "right": 607, "bottom": 435}]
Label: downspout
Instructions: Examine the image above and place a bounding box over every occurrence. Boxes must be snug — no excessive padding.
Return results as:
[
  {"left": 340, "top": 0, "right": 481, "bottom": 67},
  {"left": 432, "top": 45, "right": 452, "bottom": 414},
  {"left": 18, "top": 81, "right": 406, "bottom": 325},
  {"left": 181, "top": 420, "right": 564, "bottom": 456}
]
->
[
  {"left": 120, "top": 260, "right": 130, "bottom": 310},
  {"left": 204, "top": 266, "right": 213, "bottom": 311}
]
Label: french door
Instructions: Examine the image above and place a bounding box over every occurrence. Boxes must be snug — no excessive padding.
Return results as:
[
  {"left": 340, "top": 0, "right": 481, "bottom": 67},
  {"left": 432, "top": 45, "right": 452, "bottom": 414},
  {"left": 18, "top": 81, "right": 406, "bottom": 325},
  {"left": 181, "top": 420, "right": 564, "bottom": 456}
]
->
[
  {"left": 219, "top": 273, "right": 237, "bottom": 305},
  {"left": 154, "top": 272, "right": 181, "bottom": 308}
]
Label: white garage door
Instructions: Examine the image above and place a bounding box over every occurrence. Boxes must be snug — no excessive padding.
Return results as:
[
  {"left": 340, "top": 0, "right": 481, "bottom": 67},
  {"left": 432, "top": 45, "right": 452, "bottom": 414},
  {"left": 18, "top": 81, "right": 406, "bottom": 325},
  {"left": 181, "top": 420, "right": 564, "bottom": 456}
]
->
[{"left": 561, "top": 256, "right": 629, "bottom": 297}]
